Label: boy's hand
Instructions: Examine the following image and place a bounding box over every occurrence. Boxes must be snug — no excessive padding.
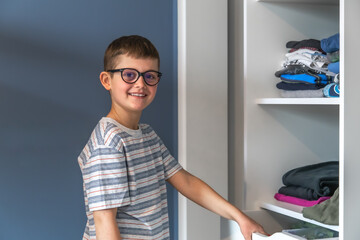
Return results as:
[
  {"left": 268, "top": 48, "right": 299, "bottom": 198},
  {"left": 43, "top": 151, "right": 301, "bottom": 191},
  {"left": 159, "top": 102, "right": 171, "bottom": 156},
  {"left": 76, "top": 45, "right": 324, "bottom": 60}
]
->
[
  {"left": 238, "top": 214, "right": 268, "bottom": 240},
  {"left": 168, "top": 170, "right": 269, "bottom": 239}
]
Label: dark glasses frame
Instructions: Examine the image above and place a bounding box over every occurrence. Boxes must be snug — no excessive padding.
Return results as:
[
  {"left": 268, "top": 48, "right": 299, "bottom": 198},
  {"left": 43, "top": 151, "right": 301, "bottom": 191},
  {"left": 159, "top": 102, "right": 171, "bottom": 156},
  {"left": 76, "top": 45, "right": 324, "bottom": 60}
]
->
[{"left": 107, "top": 68, "right": 162, "bottom": 86}]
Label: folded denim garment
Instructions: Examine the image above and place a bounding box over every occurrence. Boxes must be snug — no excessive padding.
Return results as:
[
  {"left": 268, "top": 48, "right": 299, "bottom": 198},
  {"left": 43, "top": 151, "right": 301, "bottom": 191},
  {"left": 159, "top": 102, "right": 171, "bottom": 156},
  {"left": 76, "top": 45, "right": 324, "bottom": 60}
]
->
[
  {"left": 328, "top": 61, "right": 339, "bottom": 74},
  {"left": 321, "top": 33, "right": 339, "bottom": 53}
]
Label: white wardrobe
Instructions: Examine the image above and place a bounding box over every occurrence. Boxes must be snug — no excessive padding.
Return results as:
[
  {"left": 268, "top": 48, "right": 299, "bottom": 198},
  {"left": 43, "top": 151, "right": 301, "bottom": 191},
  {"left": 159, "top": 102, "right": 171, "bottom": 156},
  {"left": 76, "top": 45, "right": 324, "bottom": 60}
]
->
[{"left": 178, "top": 0, "right": 360, "bottom": 239}]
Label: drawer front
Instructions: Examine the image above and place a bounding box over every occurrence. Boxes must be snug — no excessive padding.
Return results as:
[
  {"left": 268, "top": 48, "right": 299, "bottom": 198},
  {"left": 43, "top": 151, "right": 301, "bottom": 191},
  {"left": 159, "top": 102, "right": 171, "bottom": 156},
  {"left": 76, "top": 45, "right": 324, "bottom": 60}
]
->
[
  {"left": 253, "top": 232, "right": 302, "bottom": 240},
  {"left": 221, "top": 210, "right": 338, "bottom": 240},
  {"left": 221, "top": 210, "right": 299, "bottom": 240}
]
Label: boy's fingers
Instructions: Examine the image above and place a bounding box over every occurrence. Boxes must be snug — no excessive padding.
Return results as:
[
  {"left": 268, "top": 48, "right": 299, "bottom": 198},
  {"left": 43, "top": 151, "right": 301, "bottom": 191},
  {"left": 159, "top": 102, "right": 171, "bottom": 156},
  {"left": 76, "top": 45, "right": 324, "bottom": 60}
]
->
[
  {"left": 260, "top": 228, "right": 270, "bottom": 236},
  {"left": 257, "top": 228, "right": 270, "bottom": 237}
]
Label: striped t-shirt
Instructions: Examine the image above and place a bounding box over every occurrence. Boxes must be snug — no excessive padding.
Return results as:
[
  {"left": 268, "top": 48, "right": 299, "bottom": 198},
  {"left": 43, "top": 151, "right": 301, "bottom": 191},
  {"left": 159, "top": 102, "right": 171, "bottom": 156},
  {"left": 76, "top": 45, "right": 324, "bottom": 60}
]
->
[{"left": 78, "top": 117, "right": 182, "bottom": 240}]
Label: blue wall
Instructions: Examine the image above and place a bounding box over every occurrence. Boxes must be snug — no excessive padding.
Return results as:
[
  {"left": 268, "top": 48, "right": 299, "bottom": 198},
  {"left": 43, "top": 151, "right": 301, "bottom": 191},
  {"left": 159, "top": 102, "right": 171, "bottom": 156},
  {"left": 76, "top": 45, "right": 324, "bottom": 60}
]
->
[{"left": 0, "top": 1, "right": 178, "bottom": 239}]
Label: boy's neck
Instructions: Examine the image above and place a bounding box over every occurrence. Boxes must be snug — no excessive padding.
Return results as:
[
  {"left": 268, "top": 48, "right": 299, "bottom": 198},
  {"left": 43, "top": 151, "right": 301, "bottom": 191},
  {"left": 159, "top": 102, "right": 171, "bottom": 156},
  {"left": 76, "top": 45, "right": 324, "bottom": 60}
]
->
[{"left": 107, "top": 108, "right": 141, "bottom": 130}]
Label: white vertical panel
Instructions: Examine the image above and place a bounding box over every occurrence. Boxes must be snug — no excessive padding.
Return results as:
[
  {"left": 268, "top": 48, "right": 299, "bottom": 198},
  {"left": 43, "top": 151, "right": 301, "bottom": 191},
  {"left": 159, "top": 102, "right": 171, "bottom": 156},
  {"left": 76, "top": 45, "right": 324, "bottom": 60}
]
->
[
  {"left": 338, "top": 0, "right": 344, "bottom": 239},
  {"left": 178, "top": 0, "right": 228, "bottom": 239},
  {"left": 343, "top": 0, "right": 360, "bottom": 239},
  {"left": 178, "top": 0, "right": 187, "bottom": 238}
]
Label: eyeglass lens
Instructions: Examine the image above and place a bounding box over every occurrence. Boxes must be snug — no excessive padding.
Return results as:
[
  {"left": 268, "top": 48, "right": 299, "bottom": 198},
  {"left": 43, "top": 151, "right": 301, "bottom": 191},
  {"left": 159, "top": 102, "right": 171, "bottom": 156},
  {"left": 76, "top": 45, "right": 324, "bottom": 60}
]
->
[{"left": 122, "top": 69, "right": 159, "bottom": 85}]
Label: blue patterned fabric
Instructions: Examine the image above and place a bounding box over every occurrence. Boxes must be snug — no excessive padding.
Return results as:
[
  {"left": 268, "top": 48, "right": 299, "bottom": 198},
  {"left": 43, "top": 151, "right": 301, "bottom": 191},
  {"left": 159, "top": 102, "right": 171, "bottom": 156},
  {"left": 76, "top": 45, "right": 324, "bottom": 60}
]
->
[{"left": 323, "top": 83, "right": 340, "bottom": 98}]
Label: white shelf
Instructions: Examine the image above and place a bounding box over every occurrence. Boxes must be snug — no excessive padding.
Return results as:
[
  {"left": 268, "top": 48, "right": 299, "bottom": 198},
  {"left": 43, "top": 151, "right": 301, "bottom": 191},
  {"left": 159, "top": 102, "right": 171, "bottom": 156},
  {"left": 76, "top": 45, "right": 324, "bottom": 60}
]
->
[
  {"left": 256, "top": 98, "right": 340, "bottom": 105},
  {"left": 256, "top": 0, "right": 338, "bottom": 5},
  {"left": 260, "top": 201, "right": 339, "bottom": 232}
]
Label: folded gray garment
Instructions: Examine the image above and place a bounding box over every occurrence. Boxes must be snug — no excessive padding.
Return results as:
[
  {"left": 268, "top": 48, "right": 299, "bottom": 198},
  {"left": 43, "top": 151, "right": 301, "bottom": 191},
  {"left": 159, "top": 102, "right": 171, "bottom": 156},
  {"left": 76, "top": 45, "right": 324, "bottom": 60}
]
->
[
  {"left": 280, "top": 89, "right": 324, "bottom": 98},
  {"left": 302, "top": 188, "right": 339, "bottom": 225}
]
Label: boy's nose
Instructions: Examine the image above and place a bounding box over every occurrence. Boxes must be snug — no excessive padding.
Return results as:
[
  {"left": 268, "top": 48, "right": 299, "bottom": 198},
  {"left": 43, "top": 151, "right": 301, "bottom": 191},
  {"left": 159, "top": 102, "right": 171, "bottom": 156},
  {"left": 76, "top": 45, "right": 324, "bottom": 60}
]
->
[{"left": 135, "top": 75, "right": 147, "bottom": 88}]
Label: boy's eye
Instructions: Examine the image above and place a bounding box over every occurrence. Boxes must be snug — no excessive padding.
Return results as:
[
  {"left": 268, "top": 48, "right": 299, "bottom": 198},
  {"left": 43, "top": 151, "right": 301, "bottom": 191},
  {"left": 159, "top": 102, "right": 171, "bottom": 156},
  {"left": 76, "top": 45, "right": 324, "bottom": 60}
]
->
[
  {"left": 144, "top": 72, "right": 156, "bottom": 80},
  {"left": 122, "top": 70, "right": 138, "bottom": 80}
]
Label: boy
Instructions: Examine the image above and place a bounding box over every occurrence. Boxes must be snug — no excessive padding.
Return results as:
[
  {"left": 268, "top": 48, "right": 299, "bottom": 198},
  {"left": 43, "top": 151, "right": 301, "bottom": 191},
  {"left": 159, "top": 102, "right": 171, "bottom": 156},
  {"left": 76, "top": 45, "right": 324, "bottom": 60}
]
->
[{"left": 78, "top": 35, "right": 266, "bottom": 240}]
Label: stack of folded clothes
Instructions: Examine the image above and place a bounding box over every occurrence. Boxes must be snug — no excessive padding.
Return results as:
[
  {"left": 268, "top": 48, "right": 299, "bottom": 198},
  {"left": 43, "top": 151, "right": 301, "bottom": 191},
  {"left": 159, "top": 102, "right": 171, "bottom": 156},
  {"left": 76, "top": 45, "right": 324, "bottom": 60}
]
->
[
  {"left": 321, "top": 33, "right": 340, "bottom": 98},
  {"left": 275, "top": 33, "right": 341, "bottom": 98},
  {"left": 274, "top": 161, "right": 339, "bottom": 208}
]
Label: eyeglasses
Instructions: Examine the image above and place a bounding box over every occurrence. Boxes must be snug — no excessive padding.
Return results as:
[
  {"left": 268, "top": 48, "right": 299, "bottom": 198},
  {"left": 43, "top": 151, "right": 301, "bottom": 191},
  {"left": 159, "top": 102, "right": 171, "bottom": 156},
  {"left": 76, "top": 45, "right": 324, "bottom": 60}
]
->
[{"left": 107, "top": 68, "right": 162, "bottom": 86}]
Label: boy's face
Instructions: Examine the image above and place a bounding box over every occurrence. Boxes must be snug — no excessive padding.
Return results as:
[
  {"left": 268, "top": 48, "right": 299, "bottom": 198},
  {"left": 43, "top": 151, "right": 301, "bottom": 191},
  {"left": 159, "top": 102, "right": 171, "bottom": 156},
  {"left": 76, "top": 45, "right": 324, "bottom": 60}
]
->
[{"left": 100, "top": 55, "right": 159, "bottom": 116}]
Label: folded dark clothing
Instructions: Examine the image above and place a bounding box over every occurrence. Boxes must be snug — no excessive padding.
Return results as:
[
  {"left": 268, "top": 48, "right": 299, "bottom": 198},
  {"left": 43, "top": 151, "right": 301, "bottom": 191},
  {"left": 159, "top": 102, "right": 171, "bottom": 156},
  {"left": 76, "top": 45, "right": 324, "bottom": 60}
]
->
[
  {"left": 282, "top": 161, "right": 339, "bottom": 197},
  {"left": 276, "top": 82, "right": 326, "bottom": 90},
  {"left": 279, "top": 185, "right": 322, "bottom": 201},
  {"left": 286, "top": 39, "right": 321, "bottom": 50}
]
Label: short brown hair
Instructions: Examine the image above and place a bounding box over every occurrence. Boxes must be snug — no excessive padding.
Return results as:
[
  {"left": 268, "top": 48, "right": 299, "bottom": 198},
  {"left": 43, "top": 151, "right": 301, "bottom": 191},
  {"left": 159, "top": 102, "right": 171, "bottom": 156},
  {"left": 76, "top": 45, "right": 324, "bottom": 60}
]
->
[{"left": 103, "top": 35, "right": 160, "bottom": 71}]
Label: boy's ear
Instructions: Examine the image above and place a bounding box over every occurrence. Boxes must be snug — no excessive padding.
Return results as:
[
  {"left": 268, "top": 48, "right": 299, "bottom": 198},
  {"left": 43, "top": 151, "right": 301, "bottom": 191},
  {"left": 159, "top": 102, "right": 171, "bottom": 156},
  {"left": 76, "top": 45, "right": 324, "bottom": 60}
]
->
[{"left": 99, "top": 71, "right": 112, "bottom": 91}]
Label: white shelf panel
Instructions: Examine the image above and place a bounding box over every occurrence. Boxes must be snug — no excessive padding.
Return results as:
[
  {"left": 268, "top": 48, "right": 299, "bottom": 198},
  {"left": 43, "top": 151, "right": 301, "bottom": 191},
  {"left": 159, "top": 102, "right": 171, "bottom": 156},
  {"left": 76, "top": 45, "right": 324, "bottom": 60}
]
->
[
  {"left": 256, "top": 98, "right": 340, "bottom": 105},
  {"left": 260, "top": 201, "right": 339, "bottom": 232},
  {"left": 256, "top": 0, "right": 338, "bottom": 5}
]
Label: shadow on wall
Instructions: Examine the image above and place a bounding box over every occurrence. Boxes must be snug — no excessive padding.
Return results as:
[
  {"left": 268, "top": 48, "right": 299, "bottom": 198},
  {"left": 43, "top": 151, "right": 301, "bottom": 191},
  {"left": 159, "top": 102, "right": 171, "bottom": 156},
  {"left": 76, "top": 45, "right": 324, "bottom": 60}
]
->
[{"left": 0, "top": 83, "right": 99, "bottom": 239}]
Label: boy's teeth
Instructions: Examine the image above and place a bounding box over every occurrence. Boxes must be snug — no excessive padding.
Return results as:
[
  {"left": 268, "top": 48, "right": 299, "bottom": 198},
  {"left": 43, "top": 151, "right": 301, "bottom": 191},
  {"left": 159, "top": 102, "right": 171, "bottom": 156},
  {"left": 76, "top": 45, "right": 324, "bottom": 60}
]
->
[{"left": 130, "top": 93, "right": 145, "bottom": 97}]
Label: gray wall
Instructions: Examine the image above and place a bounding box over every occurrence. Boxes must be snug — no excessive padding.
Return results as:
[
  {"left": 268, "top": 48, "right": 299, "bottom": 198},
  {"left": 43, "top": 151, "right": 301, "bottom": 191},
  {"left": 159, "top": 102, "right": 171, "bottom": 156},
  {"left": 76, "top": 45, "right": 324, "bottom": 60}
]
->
[{"left": 0, "top": 1, "right": 178, "bottom": 239}]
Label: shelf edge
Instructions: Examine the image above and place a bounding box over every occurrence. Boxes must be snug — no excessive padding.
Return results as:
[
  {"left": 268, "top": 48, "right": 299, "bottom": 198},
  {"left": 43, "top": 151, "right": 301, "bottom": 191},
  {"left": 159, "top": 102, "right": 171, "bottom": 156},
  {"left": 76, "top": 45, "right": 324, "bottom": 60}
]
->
[
  {"left": 256, "top": 0, "right": 339, "bottom": 5},
  {"left": 260, "top": 202, "right": 339, "bottom": 232},
  {"left": 256, "top": 98, "right": 340, "bottom": 105}
]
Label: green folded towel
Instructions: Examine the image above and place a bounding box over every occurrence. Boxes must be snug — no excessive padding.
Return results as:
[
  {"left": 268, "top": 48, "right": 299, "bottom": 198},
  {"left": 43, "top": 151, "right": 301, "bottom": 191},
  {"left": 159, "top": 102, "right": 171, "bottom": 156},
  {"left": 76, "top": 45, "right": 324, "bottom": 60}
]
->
[{"left": 302, "top": 188, "right": 339, "bottom": 225}]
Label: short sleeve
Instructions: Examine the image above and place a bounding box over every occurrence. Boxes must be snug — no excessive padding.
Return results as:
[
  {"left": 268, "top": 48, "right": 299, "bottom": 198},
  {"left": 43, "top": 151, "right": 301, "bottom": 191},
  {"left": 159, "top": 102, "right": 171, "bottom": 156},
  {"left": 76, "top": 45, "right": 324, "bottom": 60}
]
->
[
  {"left": 159, "top": 139, "right": 183, "bottom": 180},
  {"left": 82, "top": 146, "right": 130, "bottom": 212}
]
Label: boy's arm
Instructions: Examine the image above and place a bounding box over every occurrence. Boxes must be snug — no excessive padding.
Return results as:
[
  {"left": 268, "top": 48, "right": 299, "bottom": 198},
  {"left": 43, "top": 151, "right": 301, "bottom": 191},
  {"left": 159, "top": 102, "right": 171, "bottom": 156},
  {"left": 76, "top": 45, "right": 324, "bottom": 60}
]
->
[
  {"left": 167, "top": 169, "right": 267, "bottom": 240},
  {"left": 93, "top": 208, "right": 122, "bottom": 240}
]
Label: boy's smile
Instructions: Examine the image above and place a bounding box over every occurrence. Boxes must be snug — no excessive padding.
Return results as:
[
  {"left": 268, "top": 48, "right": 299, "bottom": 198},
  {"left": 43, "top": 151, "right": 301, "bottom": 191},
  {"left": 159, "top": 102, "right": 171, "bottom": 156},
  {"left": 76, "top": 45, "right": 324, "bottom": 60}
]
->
[{"left": 100, "top": 55, "right": 159, "bottom": 129}]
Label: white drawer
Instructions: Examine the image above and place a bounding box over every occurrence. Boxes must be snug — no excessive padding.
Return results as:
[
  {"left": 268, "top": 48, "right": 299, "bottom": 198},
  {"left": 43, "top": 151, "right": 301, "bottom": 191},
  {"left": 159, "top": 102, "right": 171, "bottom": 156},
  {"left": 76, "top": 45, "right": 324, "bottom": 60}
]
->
[
  {"left": 253, "top": 232, "right": 304, "bottom": 240},
  {"left": 253, "top": 232, "right": 338, "bottom": 240},
  {"left": 221, "top": 210, "right": 338, "bottom": 240}
]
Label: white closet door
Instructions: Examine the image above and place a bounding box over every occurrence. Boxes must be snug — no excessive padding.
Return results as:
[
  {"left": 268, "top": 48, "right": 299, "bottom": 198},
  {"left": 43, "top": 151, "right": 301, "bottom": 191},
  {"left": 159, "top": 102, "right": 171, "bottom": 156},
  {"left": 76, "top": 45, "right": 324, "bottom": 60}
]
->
[
  {"left": 178, "top": 0, "right": 228, "bottom": 239},
  {"left": 342, "top": 0, "right": 360, "bottom": 239}
]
